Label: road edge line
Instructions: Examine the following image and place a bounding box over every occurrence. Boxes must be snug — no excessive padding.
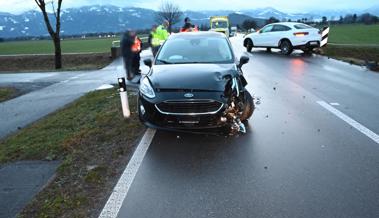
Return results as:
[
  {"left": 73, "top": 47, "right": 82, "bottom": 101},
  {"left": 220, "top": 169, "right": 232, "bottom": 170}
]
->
[
  {"left": 317, "top": 101, "right": 379, "bottom": 144},
  {"left": 98, "top": 128, "right": 156, "bottom": 218}
]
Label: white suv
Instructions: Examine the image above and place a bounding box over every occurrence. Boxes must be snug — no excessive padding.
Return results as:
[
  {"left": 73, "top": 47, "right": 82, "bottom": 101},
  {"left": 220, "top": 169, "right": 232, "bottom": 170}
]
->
[{"left": 243, "top": 22, "right": 321, "bottom": 55}]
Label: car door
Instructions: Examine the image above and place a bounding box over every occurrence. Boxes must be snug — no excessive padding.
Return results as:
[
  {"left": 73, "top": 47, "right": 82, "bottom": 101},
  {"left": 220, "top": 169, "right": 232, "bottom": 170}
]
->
[
  {"left": 254, "top": 25, "right": 274, "bottom": 47},
  {"left": 270, "top": 24, "right": 292, "bottom": 47}
]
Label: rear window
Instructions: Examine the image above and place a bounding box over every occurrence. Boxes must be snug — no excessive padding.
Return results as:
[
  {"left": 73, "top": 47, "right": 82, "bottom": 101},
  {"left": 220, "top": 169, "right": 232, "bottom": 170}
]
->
[{"left": 294, "top": 24, "right": 312, "bottom": 29}]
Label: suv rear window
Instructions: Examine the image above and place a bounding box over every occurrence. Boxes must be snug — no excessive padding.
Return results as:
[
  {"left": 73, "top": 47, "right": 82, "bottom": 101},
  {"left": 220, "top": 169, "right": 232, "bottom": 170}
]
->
[{"left": 294, "top": 24, "right": 312, "bottom": 29}]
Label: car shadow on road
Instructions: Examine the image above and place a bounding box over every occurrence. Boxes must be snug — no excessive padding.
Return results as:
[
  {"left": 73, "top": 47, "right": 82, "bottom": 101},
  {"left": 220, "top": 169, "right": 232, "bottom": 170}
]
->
[{"left": 246, "top": 49, "right": 314, "bottom": 59}]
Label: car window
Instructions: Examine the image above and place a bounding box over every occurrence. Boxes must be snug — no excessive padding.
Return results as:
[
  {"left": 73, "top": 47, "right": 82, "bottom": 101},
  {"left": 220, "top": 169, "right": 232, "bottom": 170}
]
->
[
  {"left": 272, "top": 25, "right": 291, "bottom": 32},
  {"left": 294, "top": 24, "right": 312, "bottom": 29},
  {"left": 156, "top": 37, "right": 234, "bottom": 64},
  {"left": 260, "top": 25, "right": 273, "bottom": 33}
]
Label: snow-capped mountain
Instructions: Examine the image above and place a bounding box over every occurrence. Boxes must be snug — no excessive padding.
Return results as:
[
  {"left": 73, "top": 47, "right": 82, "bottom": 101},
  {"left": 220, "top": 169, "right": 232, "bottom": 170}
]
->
[
  {"left": 0, "top": 5, "right": 376, "bottom": 38},
  {"left": 0, "top": 5, "right": 157, "bottom": 38}
]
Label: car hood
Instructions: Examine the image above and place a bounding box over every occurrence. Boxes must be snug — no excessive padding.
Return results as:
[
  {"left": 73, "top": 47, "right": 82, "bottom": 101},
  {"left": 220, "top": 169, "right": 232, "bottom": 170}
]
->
[{"left": 148, "top": 63, "right": 237, "bottom": 91}]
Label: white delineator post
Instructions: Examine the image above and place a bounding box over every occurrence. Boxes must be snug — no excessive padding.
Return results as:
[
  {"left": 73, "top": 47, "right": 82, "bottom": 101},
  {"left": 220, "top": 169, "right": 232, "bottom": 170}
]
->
[
  {"left": 321, "top": 26, "right": 329, "bottom": 47},
  {"left": 118, "top": 78, "right": 130, "bottom": 118}
]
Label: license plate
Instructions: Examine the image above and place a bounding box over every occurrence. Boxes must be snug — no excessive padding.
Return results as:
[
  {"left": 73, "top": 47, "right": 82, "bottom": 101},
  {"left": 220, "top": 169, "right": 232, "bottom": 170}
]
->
[{"left": 310, "top": 41, "right": 318, "bottom": 45}]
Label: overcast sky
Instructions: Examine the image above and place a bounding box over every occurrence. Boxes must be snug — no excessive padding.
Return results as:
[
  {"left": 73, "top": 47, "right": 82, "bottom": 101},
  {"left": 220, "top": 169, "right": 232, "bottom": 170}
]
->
[{"left": 0, "top": 0, "right": 377, "bottom": 14}]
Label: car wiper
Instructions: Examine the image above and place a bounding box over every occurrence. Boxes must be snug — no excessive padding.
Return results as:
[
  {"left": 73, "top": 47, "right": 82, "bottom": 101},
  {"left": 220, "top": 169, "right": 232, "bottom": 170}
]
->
[{"left": 156, "top": 59, "right": 174, "bottom": 64}]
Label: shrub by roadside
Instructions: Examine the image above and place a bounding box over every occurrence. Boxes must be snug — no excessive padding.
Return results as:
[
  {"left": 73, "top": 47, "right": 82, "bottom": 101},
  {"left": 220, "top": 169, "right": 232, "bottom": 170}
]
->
[{"left": 0, "top": 88, "right": 145, "bottom": 217}]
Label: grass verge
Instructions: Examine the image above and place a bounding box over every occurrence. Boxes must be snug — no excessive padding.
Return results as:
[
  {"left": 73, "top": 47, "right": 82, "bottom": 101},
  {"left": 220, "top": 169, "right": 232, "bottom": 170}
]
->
[
  {"left": 0, "top": 53, "right": 113, "bottom": 73},
  {"left": 0, "top": 87, "right": 19, "bottom": 102},
  {"left": 320, "top": 45, "right": 379, "bottom": 72},
  {"left": 0, "top": 88, "right": 145, "bottom": 217},
  {"left": 327, "top": 24, "right": 379, "bottom": 45}
]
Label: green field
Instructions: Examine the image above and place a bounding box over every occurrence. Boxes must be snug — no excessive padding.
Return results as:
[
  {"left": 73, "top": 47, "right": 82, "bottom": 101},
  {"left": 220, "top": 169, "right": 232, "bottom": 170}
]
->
[
  {"left": 0, "top": 37, "right": 120, "bottom": 55},
  {"left": 328, "top": 24, "right": 379, "bottom": 45}
]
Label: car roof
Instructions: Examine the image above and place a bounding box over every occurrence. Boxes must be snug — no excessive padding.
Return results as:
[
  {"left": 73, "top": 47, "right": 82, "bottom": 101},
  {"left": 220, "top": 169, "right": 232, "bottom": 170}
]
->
[
  {"left": 266, "top": 22, "right": 312, "bottom": 27},
  {"left": 169, "top": 31, "right": 227, "bottom": 40}
]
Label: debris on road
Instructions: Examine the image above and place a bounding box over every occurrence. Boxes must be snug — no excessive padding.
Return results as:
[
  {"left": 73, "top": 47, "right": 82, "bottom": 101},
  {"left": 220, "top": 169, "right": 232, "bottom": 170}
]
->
[{"left": 255, "top": 97, "right": 261, "bottom": 105}]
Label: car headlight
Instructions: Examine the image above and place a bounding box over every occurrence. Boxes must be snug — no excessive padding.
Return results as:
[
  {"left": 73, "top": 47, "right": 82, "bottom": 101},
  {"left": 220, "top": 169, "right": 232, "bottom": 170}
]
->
[{"left": 140, "top": 77, "right": 155, "bottom": 98}]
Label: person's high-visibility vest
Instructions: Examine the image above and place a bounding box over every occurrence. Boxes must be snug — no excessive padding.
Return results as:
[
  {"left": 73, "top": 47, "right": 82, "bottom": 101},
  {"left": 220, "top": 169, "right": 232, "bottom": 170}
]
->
[
  {"left": 151, "top": 25, "right": 169, "bottom": 47},
  {"left": 131, "top": 37, "right": 141, "bottom": 53}
]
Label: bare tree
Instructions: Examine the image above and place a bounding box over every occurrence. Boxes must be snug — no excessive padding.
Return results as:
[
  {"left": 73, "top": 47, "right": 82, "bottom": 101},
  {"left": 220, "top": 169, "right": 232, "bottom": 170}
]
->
[
  {"left": 156, "top": 1, "right": 183, "bottom": 33},
  {"left": 34, "top": 0, "right": 63, "bottom": 69}
]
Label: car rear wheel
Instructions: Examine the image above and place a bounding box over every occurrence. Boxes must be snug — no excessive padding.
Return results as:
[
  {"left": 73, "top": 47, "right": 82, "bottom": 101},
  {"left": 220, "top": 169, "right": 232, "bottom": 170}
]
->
[
  {"left": 246, "top": 39, "right": 253, "bottom": 52},
  {"left": 240, "top": 91, "right": 255, "bottom": 121},
  {"left": 280, "top": 40, "right": 293, "bottom": 55}
]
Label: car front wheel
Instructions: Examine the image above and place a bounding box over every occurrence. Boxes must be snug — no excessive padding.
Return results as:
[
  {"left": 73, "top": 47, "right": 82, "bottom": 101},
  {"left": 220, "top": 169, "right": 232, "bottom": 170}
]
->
[
  {"left": 240, "top": 91, "right": 255, "bottom": 121},
  {"left": 280, "top": 40, "right": 293, "bottom": 55}
]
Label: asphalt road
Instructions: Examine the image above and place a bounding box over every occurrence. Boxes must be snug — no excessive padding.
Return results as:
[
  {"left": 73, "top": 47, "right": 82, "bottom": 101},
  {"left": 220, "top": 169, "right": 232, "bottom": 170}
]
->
[{"left": 116, "top": 36, "right": 379, "bottom": 218}]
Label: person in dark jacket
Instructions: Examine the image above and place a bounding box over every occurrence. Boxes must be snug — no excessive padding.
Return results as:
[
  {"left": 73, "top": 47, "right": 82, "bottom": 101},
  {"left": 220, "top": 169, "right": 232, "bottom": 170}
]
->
[{"left": 121, "top": 30, "right": 142, "bottom": 81}]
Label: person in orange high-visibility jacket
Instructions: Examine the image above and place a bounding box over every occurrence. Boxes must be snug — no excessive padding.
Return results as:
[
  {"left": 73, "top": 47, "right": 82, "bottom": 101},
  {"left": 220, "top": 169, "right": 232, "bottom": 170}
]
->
[
  {"left": 121, "top": 30, "right": 142, "bottom": 81},
  {"left": 180, "top": 17, "right": 199, "bottom": 32}
]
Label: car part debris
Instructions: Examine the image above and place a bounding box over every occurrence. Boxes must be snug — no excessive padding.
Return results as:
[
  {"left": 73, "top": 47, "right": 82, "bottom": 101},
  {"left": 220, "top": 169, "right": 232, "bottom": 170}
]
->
[{"left": 223, "top": 75, "right": 253, "bottom": 135}]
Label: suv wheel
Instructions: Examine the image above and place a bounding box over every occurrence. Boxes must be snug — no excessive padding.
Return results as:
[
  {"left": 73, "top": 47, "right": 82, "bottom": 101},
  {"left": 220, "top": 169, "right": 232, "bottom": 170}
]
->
[{"left": 280, "top": 40, "right": 293, "bottom": 55}]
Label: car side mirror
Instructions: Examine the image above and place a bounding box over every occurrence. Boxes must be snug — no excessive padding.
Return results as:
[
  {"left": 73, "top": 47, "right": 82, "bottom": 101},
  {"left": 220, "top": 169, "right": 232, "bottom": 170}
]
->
[
  {"left": 238, "top": 56, "right": 249, "bottom": 69},
  {"left": 144, "top": 59, "right": 152, "bottom": 68}
]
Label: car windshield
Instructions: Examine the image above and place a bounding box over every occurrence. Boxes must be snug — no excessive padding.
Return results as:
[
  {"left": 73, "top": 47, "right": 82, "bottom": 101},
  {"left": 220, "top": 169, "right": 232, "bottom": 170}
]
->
[
  {"left": 156, "top": 36, "right": 234, "bottom": 64},
  {"left": 212, "top": 21, "right": 228, "bottom": 28}
]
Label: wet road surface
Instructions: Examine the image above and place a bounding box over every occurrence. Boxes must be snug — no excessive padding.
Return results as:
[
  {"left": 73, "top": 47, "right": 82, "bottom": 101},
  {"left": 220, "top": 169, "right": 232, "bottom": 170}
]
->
[{"left": 116, "top": 36, "right": 379, "bottom": 218}]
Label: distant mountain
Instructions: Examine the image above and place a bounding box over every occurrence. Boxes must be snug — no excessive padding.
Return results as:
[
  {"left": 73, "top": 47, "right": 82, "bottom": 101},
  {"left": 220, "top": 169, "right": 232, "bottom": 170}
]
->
[
  {"left": 228, "top": 13, "right": 266, "bottom": 27},
  {"left": 0, "top": 5, "right": 157, "bottom": 38},
  {"left": 0, "top": 5, "right": 377, "bottom": 38}
]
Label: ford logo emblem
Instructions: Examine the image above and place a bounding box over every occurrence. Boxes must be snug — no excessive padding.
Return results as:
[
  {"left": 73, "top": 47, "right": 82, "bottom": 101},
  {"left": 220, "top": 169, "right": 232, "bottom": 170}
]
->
[{"left": 184, "top": 93, "right": 194, "bottom": 98}]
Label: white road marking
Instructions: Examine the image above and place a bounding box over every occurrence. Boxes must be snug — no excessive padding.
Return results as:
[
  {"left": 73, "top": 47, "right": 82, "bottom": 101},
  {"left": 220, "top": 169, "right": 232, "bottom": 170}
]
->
[
  {"left": 70, "top": 76, "right": 80, "bottom": 79},
  {"left": 317, "top": 101, "right": 379, "bottom": 144},
  {"left": 330, "top": 102, "right": 340, "bottom": 106},
  {"left": 98, "top": 128, "right": 156, "bottom": 218},
  {"left": 62, "top": 80, "right": 69, "bottom": 83}
]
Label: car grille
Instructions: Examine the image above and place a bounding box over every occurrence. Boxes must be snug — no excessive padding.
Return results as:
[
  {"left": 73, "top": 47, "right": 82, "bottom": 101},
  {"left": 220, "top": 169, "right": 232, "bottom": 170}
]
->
[{"left": 155, "top": 100, "right": 223, "bottom": 115}]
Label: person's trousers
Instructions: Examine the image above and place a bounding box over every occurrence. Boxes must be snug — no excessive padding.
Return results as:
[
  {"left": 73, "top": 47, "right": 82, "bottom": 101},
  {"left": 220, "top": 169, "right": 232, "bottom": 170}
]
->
[{"left": 123, "top": 53, "right": 141, "bottom": 80}]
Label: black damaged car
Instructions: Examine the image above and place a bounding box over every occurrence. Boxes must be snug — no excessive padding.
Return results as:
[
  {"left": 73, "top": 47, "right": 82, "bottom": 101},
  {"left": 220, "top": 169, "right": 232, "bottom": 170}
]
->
[{"left": 139, "top": 32, "right": 254, "bottom": 134}]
